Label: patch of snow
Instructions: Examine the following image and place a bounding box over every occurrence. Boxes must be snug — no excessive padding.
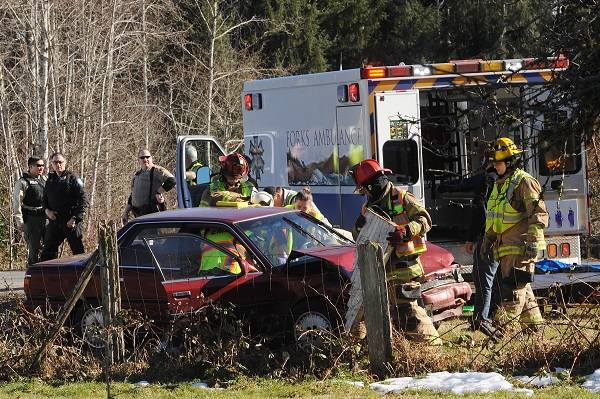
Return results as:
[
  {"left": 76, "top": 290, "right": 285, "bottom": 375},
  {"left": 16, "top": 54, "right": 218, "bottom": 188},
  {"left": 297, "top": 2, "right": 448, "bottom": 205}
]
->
[
  {"left": 370, "top": 372, "right": 533, "bottom": 396},
  {"left": 135, "top": 380, "right": 150, "bottom": 387},
  {"left": 514, "top": 375, "right": 560, "bottom": 387},
  {"left": 583, "top": 369, "right": 600, "bottom": 392},
  {"left": 191, "top": 381, "right": 210, "bottom": 389}
]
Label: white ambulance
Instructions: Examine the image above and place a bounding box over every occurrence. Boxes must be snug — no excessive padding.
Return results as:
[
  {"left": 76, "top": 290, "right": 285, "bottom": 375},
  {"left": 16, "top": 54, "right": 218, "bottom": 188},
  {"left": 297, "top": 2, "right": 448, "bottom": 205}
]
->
[{"left": 176, "top": 56, "right": 588, "bottom": 266}]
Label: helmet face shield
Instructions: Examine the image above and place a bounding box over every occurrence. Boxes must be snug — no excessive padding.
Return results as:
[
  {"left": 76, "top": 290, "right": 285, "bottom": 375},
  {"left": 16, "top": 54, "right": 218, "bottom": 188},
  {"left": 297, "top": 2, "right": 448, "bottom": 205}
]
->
[{"left": 230, "top": 163, "right": 245, "bottom": 177}]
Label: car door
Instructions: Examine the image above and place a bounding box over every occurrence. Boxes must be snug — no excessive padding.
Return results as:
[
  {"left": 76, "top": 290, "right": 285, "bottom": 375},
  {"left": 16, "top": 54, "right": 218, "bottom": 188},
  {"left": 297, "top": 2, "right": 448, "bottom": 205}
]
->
[
  {"left": 176, "top": 136, "right": 226, "bottom": 208},
  {"left": 118, "top": 224, "right": 177, "bottom": 321},
  {"left": 158, "top": 226, "right": 262, "bottom": 315}
]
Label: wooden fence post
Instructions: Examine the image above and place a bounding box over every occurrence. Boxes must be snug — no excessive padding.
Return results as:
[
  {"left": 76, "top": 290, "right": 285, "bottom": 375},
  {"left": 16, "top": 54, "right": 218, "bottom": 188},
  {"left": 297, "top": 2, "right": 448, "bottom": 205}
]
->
[
  {"left": 358, "top": 241, "right": 393, "bottom": 378},
  {"left": 98, "top": 220, "right": 124, "bottom": 365},
  {"left": 345, "top": 208, "right": 396, "bottom": 332}
]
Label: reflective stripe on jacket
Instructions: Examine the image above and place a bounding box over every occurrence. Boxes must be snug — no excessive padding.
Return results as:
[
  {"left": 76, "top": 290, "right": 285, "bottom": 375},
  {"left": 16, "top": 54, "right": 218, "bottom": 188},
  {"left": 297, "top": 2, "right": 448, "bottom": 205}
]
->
[
  {"left": 389, "top": 188, "right": 427, "bottom": 257},
  {"left": 200, "top": 231, "right": 243, "bottom": 274},
  {"left": 209, "top": 178, "right": 254, "bottom": 199}
]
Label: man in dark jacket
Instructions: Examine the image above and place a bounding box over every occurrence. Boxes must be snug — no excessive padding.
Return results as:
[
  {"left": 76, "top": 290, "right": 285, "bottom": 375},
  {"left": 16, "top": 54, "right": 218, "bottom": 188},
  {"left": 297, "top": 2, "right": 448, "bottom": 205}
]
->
[
  {"left": 438, "top": 163, "right": 499, "bottom": 336},
  {"left": 40, "top": 153, "right": 88, "bottom": 261},
  {"left": 12, "top": 157, "right": 47, "bottom": 264}
]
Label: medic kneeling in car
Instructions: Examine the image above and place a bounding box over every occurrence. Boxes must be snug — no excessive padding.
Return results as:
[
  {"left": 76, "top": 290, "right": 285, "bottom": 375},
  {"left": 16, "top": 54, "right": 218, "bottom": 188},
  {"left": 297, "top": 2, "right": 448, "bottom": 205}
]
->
[
  {"left": 199, "top": 152, "right": 257, "bottom": 207},
  {"left": 351, "top": 159, "right": 441, "bottom": 345}
]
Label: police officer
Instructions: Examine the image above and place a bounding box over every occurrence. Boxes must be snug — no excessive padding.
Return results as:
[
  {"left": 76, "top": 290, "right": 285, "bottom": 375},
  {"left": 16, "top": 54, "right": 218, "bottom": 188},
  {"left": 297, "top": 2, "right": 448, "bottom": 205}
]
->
[
  {"left": 41, "top": 152, "right": 88, "bottom": 261},
  {"left": 351, "top": 159, "right": 441, "bottom": 345},
  {"left": 11, "top": 157, "right": 47, "bottom": 265},
  {"left": 199, "top": 152, "right": 257, "bottom": 207},
  {"left": 484, "top": 137, "right": 548, "bottom": 331},
  {"left": 122, "top": 148, "right": 176, "bottom": 222}
]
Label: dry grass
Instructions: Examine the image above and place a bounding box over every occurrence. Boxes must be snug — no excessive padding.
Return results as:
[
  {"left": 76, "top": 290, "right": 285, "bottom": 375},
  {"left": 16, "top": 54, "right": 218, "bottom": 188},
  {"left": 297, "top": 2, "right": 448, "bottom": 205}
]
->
[{"left": 1, "top": 291, "right": 600, "bottom": 383}]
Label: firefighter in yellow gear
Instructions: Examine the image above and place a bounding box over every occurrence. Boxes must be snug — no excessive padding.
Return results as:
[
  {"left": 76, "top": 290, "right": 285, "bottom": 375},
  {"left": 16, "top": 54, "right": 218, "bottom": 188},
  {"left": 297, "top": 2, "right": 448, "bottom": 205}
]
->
[
  {"left": 199, "top": 230, "right": 246, "bottom": 275},
  {"left": 484, "top": 137, "right": 548, "bottom": 330},
  {"left": 199, "top": 152, "right": 257, "bottom": 207},
  {"left": 351, "top": 159, "right": 441, "bottom": 345}
]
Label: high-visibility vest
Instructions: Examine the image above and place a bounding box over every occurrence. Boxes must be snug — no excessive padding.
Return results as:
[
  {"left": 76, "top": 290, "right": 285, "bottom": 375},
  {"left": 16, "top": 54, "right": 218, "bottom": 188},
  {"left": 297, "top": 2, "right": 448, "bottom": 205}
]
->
[
  {"left": 200, "top": 231, "right": 243, "bottom": 275},
  {"left": 209, "top": 178, "right": 254, "bottom": 199},
  {"left": 186, "top": 160, "right": 204, "bottom": 185},
  {"left": 386, "top": 188, "right": 427, "bottom": 257},
  {"left": 283, "top": 189, "right": 298, "bottom": 206},
  {"left": 485, "top": 168, "right": 536, "bottom": 258}
]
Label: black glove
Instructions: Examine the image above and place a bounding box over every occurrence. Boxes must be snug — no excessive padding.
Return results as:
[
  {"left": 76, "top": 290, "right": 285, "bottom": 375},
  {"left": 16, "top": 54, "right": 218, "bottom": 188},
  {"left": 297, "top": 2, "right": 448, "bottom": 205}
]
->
[{"left": 387, "top": 226, "right": 411, "bottom": 245}]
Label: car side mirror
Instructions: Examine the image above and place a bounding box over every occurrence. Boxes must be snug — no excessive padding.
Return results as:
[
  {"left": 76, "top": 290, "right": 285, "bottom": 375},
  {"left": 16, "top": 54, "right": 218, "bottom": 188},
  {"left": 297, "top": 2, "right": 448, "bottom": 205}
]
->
[{"left": 196, "top": 166, "right": 211, "bottom": 185}]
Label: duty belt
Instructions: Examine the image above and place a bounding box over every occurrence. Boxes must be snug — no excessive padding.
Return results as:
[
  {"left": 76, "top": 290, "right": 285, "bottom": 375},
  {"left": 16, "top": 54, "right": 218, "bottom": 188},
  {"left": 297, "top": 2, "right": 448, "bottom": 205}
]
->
[{"left": 22, "top": 205, "right": 43, "bottom": 211}]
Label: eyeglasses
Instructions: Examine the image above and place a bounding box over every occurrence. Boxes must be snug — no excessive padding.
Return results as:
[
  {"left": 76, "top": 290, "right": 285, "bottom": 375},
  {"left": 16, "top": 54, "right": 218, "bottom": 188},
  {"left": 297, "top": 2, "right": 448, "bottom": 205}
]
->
[
  {"left": 52, "top": 160, "right": 64, "bottom": 164},
  {"left": 35, "top": 164, "right": 45, "bottom": 167},
  {"left": 139, "top": 155, "right": 151, "bottom": 160}
]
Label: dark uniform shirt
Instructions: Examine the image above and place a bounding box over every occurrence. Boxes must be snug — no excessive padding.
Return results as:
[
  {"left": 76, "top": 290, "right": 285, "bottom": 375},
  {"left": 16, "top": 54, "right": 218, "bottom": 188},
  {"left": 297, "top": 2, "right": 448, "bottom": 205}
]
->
[{"left": 43, "top": 171, "right": 88, "bottom": 222}]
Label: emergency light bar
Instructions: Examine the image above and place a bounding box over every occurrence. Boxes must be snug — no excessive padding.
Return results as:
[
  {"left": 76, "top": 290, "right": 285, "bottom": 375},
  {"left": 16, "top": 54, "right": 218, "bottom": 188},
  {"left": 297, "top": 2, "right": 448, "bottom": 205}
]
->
[{"left": 360, "top": 55, "right": 568, "bottom": 79}]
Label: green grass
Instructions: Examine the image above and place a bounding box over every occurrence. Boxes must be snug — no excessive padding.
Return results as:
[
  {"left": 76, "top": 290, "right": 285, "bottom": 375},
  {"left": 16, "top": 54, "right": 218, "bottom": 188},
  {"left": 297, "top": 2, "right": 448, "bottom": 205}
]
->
[{"left": 0, "top": 378, "right": 598, "bottom": 399}]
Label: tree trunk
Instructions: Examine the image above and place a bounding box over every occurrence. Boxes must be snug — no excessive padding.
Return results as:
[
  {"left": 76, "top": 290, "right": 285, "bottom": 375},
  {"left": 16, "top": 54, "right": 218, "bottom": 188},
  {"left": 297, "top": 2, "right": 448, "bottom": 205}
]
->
[{"left": 37, "top": 0, "right": 50, "bottom": 160}]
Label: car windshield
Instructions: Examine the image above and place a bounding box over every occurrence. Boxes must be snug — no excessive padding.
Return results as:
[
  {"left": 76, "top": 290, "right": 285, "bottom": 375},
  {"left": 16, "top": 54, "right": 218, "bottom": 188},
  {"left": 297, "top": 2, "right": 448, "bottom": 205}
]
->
[{"left": 237, "top": 212, "right": 353, "bottom": 266}]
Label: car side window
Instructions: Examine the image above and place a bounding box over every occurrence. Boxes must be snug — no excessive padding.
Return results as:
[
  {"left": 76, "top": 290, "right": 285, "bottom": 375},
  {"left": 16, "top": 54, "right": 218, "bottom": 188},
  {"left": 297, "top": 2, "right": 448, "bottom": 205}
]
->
[
  {"left": 199, "top": 227, "right": 254, "bottom": 277},
  {"left": 119, "top": 224, "right": 256, "bottom": 280},
  {"left": 119, "top": 226, "right": 181, "bottom": 268}
]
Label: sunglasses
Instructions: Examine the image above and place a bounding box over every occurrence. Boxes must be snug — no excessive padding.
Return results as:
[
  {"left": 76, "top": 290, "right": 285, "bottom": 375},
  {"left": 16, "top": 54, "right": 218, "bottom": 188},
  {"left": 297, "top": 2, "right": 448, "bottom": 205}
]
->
[
  {"left": 139, "top": 155, "right": 151, "bottom": 160},
  {"left": 35, "top": 164, "right": 45, "bottom": 167},
  {"left": 52, "top": 160, "right": 64, "bottom": 164}
]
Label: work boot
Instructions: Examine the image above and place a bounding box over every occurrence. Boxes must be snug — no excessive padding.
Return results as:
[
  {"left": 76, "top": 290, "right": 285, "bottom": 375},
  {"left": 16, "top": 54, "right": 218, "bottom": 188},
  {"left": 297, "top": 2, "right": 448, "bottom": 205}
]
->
[
  {"left": 470, "top": 318, "right": 502, "bottom": 341},
  {"left": 479, "top": 320, "right": 502, "bottom": 341}
]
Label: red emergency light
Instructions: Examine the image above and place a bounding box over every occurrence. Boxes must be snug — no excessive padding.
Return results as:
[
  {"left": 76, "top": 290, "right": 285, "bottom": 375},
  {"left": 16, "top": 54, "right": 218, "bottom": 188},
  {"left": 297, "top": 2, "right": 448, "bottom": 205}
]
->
[
  {"left": 244, "top": 93, "right": 253, "bottom": 111},
  {"left": 561, "top": 243, "right": 571, "bottom": 257},
  {"left": 349, "top": 83, "right": 360, "bottom": 102},
  {"left": 451, "top": 59, "right": 482, "bottom": 73},
  {"left": 523, "top": 55, "right": 569, "bottom": 70},
  {"left": 387, "top": 65, "right": 411, "bottom": 77}
]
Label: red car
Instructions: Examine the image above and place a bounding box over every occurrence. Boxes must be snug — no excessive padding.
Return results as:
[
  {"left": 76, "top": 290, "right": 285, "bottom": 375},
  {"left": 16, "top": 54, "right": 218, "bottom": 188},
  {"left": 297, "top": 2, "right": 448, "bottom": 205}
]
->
[{"left": 24, "top": 207, "right": 470, "bottom": 347}]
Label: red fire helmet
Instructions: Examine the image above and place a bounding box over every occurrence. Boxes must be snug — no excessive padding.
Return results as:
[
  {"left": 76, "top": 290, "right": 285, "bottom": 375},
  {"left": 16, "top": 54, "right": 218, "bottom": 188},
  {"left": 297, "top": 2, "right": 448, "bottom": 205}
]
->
[
  {"left": 219, "top": 152, "right": 249, "bottom": 177},
  {"left": 350, "top": 159, "right": 391, "bottom": 186}
]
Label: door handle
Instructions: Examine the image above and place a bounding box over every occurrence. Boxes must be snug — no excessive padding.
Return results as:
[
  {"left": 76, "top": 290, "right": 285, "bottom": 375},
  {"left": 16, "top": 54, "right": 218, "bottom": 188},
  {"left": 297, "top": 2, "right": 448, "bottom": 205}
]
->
[{"left": 173, "top": 291, "right": 191, "bottom": 298}]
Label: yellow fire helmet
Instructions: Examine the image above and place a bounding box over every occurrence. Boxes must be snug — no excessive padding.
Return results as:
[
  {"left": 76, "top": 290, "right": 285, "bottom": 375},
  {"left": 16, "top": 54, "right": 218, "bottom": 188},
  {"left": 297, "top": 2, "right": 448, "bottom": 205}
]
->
[{"left": 491, "top": 137, "right": 523, "bottom": 161}]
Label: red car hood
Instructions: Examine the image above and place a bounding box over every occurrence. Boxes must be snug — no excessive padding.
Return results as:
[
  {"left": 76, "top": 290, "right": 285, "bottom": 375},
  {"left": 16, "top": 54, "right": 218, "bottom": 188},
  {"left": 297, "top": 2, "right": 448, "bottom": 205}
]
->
[
  {"left": 420, "top": 243, "right": 455, "bottom": 275},
  {"left": 293, "top": 245, "right": 355, "bottom": 274},
  {"left": 294, "top": 242, "right": 455, "bottom": 276}
]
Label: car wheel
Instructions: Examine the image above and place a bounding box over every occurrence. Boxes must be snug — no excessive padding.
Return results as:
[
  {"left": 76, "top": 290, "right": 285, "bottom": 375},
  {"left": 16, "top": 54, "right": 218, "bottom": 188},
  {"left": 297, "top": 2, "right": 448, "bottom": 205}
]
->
[
  {"left": 292, "top": 301, "right": 338, "bottom": 351},
  {"left": 74, "top": 302, "right": 105, "bottom": 349}
]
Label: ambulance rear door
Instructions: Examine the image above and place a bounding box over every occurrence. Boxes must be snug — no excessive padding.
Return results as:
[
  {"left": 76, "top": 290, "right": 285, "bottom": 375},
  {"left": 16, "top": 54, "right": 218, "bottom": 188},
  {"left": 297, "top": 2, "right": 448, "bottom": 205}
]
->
[{"left": 374, "top": 90, "right": 425, "bottom": 201}]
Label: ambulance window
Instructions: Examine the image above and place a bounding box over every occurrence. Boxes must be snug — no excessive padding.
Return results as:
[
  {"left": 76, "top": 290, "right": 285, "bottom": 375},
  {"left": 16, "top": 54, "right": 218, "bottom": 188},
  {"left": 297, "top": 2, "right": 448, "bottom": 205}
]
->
[
  {"left": 538, "top": 111, "right": 581, "bottom": 176},
  {"left": 382, "top": 140, "right": 419, "bottom": 184},
  {"left": 187, "top": 140, "right": 224, "bottom": 170},
  {"left": 538, "top": 131, "right": 581, "bottom": 176}
]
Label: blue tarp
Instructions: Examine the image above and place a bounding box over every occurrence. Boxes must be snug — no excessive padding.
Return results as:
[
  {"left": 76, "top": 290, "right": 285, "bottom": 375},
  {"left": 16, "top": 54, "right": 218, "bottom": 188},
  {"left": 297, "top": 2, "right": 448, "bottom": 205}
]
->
[
  {"left": 535, "top": 259, "right": 572, "bottom": 273},
  {"left": 536, "top": 259, "right": 600, "bottom": 273}
]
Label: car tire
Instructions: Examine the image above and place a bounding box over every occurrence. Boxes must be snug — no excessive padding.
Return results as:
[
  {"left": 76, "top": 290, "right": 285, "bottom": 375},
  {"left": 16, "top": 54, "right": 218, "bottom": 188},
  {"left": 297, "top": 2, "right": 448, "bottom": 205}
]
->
[
  {"left": 73, "top": 301, "right": 106, "bottom": 349},
  {"left": 291, "top": 300, "right": 340, "bottom": 351}
]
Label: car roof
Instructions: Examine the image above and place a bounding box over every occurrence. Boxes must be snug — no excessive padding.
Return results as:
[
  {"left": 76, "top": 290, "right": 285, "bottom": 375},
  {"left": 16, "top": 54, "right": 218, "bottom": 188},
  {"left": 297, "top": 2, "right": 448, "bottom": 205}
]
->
[{"left": 133, "top": 206, "right": 297, "bottom": 224}]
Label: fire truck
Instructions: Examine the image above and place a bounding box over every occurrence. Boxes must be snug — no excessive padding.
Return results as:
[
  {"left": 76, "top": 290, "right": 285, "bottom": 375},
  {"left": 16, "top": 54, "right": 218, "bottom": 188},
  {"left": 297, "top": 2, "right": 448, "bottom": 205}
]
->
[{"left": 177, "top": 56, "right": 588, "bottom": 266}]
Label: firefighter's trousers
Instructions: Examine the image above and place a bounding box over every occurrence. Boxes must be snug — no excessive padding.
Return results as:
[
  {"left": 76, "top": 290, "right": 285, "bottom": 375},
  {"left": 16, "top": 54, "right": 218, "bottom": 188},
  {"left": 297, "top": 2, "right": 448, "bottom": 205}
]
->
[
  {"left": 494, "top": 254, "right": 544, "bottom": 328},
  {"left": 387, "top": 266, "right": 441, "bottom": 345}
]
